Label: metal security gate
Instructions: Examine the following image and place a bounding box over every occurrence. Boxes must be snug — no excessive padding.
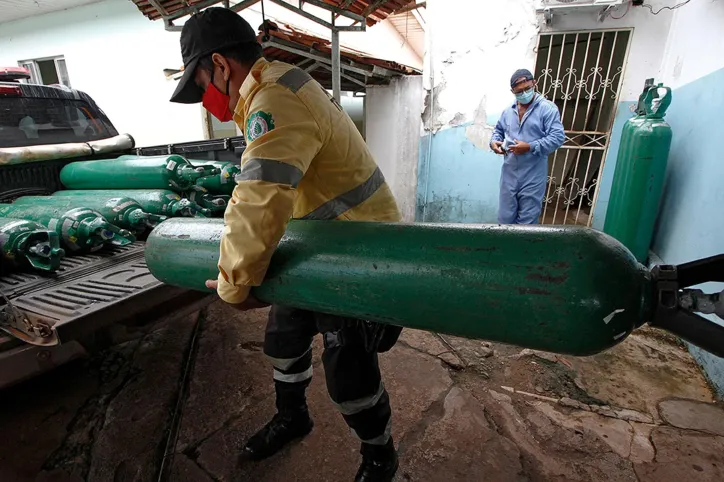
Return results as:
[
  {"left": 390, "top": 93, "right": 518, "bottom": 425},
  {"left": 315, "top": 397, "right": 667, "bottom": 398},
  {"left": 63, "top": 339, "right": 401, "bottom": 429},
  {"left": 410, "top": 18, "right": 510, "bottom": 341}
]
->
[{"left": 534, "top": 30, "right": 631, "bottom": 226}]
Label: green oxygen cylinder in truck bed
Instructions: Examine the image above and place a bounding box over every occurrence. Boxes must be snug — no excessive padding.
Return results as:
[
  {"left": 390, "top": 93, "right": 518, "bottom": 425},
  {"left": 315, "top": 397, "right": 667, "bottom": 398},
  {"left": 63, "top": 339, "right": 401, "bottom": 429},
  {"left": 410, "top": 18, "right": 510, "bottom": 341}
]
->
[
  {"left": 53, "top": 189, "right": 209, "bottom": 217},
  {"left": 59, "top": 155, "right": 220, "bottom": 192},
  {"left": 191, "top": 160, "right": 240, "bottom": 195},
  {"left": 0, "top": 217, "right": 65, "bottom": 272},
  {"left": 183, "top": 187, "right": 229, "bottom": 214},
  {"left": 145, "top": 218, "right": 724, "bottom": 359},
  {"left": 13, "top": 196, "right": 164, "bottom": 233},
  {"left": 0, "top": 204, "right": 134, "bottom": 253}
]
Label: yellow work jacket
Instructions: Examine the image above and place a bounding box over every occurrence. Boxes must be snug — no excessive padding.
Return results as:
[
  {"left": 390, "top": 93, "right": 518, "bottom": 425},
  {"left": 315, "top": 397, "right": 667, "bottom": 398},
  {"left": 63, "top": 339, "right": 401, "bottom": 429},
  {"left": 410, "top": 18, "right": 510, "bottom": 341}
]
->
[{"left": 217, "top": 58, "right": 401, "bottom": 303}]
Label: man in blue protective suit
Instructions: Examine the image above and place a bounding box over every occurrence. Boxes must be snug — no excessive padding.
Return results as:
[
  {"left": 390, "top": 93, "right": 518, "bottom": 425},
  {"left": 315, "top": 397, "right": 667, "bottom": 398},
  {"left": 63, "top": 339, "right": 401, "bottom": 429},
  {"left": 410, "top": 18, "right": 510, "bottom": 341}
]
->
[{"left": 490, "top": 69, "right": 565, "bottom": 224}]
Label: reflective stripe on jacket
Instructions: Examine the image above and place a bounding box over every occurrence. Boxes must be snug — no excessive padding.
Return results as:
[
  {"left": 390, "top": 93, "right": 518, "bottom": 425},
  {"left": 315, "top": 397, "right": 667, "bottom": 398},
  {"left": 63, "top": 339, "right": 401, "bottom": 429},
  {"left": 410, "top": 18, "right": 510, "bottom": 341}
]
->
[{"left": 217, "top": 58, "right": 401, "bottom": 303}]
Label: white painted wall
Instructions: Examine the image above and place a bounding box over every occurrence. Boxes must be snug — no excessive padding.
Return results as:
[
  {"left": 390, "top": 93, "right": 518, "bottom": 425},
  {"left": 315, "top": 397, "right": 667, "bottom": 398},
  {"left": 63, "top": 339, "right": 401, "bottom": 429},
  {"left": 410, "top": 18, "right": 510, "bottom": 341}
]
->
[
  {"left": 658, "top": 0, "right": 724, "bottom": 89},
  {"left": 424, "top": 0, "right": 540, "bottom": 135},
  {"left": 0, "top": 0, "right": 204, "bottom": 147},
  {"left": 339, "top": 94, "right": 364, "bottom": 134},
  {"left": 366, "top": 76, "right": 423, "bottom": 222},
  {"left": 541, "top": 1, "right": 675, "bottom": 103}
]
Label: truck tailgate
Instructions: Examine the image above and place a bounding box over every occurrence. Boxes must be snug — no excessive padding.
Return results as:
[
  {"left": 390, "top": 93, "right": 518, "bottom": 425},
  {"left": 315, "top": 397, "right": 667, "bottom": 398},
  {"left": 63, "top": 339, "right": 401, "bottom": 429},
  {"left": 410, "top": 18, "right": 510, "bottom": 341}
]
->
[{"left": 1, "top": 243, "right": 209, "bottom": 346}]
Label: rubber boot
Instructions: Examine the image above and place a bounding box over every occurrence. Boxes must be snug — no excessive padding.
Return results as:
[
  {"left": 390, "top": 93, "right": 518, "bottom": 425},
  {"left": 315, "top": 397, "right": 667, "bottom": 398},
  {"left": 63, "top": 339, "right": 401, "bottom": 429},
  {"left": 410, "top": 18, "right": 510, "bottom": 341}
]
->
[
  {"left": 242, "top": 381, "right": 314, "bottom": 460},
  {"left": 354, "top": 437, "right": 398, "bottom": 482}
]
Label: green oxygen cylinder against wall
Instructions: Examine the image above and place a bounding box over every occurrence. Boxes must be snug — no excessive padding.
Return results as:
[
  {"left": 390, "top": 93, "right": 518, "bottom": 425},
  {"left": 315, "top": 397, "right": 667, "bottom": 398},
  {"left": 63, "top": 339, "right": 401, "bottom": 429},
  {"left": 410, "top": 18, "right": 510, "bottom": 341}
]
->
[
  {"left": 0, "top": 218, "right": 65, "bottom": 272},
  {"left": 145, "top": 218, "right": 652, "bottom": 356},
  {"left": 192, "top": 160, "right": 241, "bottom": 195},
  {"left": 59, "top": 155, "right": 220, "bottom": 192},
  {"left": 0, "top": 204, "right": 134, "bottom": 252},
  {"left": 183, "top": 187, "right": 229, "bottom": 214},
  {"left": 13, "top": 196, "right": 164, "bottom": 233},
  {"left": 603, "top": 82, "right": 673, "bottom": 262},
  {"left": 53, "top": 189, "right": 210, "bottom": 217}
]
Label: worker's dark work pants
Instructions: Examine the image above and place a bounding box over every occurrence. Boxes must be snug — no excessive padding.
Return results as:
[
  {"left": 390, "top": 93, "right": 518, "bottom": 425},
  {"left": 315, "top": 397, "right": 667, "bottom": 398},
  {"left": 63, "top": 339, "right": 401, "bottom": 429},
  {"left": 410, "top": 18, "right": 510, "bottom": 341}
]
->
[{"left": 264, "top": 305, "right": 394, "bottom": 445}]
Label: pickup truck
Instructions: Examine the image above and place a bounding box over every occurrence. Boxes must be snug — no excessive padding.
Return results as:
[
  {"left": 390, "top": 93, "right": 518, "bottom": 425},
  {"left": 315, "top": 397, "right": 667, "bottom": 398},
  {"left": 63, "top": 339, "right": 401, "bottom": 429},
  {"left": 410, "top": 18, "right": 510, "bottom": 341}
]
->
[{"left": 0, "top": 80, "right": 245, "bottom": 388}]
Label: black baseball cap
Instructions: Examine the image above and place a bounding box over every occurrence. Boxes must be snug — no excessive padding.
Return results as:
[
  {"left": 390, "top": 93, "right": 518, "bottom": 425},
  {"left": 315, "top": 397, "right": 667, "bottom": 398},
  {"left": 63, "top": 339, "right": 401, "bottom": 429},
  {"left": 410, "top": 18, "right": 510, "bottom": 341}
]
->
[
  {"left": 170, "top": 7, "right": 258, "bottom": 104},
  {"left": 510, "top": 69, "right": 534, "bottom": 88}
]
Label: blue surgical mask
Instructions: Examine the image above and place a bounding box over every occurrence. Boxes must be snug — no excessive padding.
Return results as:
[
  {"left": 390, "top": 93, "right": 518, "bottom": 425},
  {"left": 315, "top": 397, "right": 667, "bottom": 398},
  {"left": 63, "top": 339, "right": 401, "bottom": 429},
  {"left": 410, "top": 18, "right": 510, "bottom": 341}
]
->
[{"left": 515, "top": 88, "right": 535, "bottom": 105}]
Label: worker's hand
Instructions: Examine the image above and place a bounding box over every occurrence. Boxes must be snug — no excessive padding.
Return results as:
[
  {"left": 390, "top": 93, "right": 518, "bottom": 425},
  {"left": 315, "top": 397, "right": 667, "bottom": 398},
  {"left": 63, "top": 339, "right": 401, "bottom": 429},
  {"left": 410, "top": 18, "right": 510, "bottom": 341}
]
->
[
  {"left": 204, "top": 279, "right": 270, "bottom": 311},
  {"left": 509, "top": 140, "right": 531, "bottom": 155},
  {"left": 491, "top": 141, "right": 505, "bottom": 155}
]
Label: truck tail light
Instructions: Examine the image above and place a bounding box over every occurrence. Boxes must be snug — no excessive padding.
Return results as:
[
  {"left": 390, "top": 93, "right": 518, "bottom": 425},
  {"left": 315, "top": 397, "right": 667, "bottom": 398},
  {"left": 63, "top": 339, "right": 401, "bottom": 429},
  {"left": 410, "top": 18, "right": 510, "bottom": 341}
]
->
[{"left": 0, "top": 85, "right": 22, "bottom": 96}]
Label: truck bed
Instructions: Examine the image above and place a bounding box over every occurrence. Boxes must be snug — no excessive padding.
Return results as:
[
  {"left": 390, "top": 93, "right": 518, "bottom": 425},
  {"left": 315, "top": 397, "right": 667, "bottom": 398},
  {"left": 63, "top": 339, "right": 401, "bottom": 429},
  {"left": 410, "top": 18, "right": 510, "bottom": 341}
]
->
[
  {"left": 1, "top": 242, "right": 183, "bottom": 345},
  {"left": 0, "top": 143, "right": 236, "bottom": 384},
  {"left": 0, "top": 83, "right": 246, "bottom": 387}
]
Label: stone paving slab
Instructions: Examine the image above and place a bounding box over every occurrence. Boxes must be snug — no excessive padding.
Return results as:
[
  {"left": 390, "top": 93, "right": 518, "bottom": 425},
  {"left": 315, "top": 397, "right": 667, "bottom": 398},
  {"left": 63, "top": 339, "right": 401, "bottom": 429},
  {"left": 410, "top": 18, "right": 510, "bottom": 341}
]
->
[
  {"left": 176, "top": 306, "right": 273, "bottom": 452},
  {"left": 634, "top": 426, "right": 724, "bottom": 482},
  {"left": 658, "top": 398, "right": 724, "bottom": 436},
  {"left": 183, "top": 341, "right": 454, "bottom": 482},
  {"left": 398, "top": 386, "right": 525, "bottom": 481}
]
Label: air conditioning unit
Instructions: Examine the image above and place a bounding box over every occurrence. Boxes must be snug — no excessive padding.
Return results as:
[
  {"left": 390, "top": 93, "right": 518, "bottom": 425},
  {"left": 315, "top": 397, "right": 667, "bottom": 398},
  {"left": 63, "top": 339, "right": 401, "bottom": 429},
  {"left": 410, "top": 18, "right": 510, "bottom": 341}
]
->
[{"left": 536, "top": 0, "right": 625, "bottom": 24}]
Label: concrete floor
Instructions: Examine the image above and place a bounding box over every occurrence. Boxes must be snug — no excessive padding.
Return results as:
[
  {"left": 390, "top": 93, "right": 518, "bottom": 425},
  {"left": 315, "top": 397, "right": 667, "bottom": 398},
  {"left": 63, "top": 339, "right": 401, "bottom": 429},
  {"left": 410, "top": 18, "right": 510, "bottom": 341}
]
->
[{"left": 1, "top": 302, "right": 723, "bottom": 482}]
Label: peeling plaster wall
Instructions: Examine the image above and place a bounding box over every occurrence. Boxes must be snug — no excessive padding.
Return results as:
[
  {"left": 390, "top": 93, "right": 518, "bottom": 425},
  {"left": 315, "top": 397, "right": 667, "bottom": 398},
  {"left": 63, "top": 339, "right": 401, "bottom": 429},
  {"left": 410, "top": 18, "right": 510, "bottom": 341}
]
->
[
  {"left": 366, "top": 76, "right": 423, "bottom": 222},
  {"left": 418, "top": 0, "right": 540, "bottom": 222},
  {"left": 418, "top": 0, "right": 677, "bottom": 224}
]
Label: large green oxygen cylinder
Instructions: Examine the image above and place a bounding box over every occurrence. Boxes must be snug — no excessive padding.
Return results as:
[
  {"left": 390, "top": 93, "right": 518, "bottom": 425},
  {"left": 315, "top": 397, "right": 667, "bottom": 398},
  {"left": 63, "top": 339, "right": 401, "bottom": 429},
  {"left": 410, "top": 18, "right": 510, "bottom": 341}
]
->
[
  {"left": 0, "top": 204, "right": 134, "bottom": 252},
  {"left": 53, "top": 189, "right": 209, "bottom": 217},
  {"left": 192, "top": 160, "right": 240, "bottom": 196},
  {"left": 0, "top": 218, "right": 65, "bottom": 272},
  {"left": 59, "top": 155, "right": 220, "bottom": 192},
  {"left": 183, "top": 187, "right": 229, "bottom": 214},
  {"left": 603, "top": 83, "right": 673, "bottom": 262},
  {"left": 145, "top": 218, "right": 650, "bottom": 356},
  {"left": 13, "top": 196, "right": 164, "bottom": 233}
]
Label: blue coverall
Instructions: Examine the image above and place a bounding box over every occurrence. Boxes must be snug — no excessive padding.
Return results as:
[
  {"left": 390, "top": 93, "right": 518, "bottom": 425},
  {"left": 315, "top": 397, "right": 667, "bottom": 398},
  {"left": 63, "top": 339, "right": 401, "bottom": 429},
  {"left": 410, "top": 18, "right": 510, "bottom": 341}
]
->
[{"left": 490, "top": 94, "right": 565, "bottom": 224}]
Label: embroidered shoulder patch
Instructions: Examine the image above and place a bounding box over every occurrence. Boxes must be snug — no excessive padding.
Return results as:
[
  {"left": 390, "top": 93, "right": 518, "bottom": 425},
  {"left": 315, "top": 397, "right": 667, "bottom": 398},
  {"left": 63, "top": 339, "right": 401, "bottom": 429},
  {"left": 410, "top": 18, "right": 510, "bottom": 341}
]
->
[{"left": 246, "top": 111, "right": 275, "bottom": 142}]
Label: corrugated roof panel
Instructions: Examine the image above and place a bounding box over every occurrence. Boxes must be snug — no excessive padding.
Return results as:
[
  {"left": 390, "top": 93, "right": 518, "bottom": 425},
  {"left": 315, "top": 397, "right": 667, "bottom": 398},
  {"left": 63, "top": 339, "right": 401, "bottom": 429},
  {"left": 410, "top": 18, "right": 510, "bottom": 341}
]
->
[
  {"left": 387, "top": 11, "right": 424, "bottom": 57},
  {"left": 319, "top": 0, "right": 411, "bottom": 25},
  {"left": 130, "top": 0, "right": 414, "bottom": 25}
]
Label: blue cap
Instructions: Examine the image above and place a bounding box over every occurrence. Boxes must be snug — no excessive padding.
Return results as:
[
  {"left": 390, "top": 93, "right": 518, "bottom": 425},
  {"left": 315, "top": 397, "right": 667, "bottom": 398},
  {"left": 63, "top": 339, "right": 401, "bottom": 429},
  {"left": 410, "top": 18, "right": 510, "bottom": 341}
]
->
[{"left": 510, "top": 69, "right": 534, "bottom": 88}]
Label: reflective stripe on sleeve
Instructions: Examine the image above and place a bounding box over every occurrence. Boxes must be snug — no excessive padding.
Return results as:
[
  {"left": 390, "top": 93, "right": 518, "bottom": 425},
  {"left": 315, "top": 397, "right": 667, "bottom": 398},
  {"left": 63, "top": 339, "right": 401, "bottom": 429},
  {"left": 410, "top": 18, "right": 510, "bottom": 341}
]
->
[
  {"left": 235, "top": 158, "right": 304, "bottom": 187},
  {"left": 277, "top": 68, "right": 314, "bottom": 93}
]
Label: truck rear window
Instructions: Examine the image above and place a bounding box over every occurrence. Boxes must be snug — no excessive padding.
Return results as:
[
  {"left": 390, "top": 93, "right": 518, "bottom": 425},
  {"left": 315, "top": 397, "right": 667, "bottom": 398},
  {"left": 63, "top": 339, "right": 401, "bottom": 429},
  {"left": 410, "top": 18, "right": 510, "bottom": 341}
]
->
[{"left": 0, "top": 97, "right": 114, "bottom": 148}]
